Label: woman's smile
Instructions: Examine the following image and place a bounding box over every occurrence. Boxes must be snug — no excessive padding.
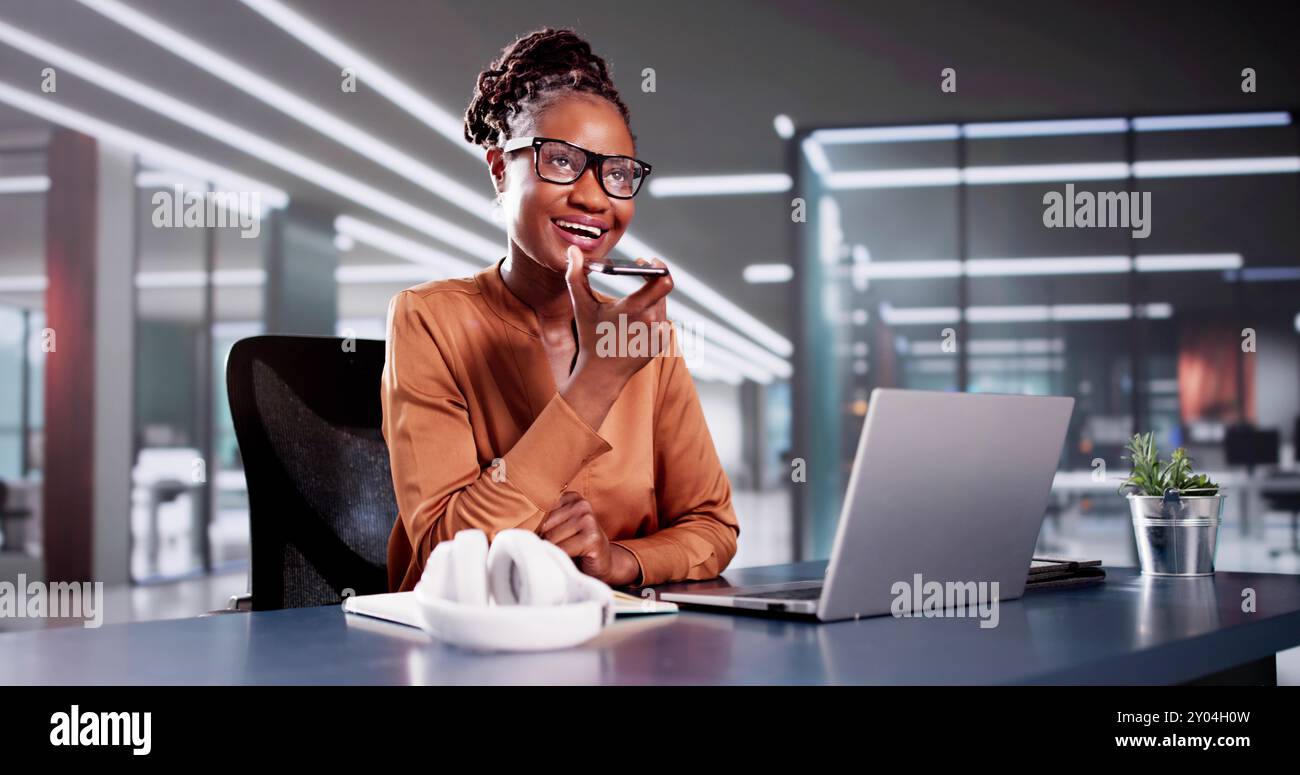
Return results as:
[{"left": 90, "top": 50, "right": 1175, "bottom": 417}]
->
[{"left": 550, "top": 214, "right": 610, "bottom": 252}]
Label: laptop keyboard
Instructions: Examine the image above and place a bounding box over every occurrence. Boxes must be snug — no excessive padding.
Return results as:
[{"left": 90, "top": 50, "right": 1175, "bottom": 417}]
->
[{"left": 740, "top": 586, "right": 824, "bottom": 601}]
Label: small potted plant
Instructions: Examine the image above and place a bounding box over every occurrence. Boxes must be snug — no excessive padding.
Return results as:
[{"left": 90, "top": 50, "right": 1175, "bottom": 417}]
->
[{"left": 1118, "top": 432, "right": 1224, "bottom": 576}]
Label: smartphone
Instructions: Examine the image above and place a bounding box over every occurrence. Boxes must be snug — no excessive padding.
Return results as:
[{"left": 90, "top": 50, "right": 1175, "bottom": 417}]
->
[{"left": 585, "top": 259, "right": 669, "bottom": 277}]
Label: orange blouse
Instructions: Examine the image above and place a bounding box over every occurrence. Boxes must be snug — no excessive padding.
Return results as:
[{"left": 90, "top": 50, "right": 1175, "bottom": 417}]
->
[{"left": 382, "top": 259, "right": 740, "bottom": 592}]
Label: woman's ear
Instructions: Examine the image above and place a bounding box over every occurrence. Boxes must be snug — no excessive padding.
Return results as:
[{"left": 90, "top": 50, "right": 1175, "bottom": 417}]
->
[{"left": 486, "top": 146, "right": 507, "bottom": 196}]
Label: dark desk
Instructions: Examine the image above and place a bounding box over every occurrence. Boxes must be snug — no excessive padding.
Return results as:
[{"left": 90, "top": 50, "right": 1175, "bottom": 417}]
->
[{"left": 1, "top": 563, "right": 1298, "bottom": 684}]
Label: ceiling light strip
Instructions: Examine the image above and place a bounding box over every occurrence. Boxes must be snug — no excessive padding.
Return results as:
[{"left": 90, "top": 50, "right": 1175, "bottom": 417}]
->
[
  {"left": 0, "top": 174, "right": 50, "bottom": 193},
  {"left": 227, "top": 0, "right": 791, "bottom": 360},
  {"left": 0, "top": 81, "right": 287, "bottom": 207},
  {"left": 77, "top": 0, "right": 496, "bottom": 223}
]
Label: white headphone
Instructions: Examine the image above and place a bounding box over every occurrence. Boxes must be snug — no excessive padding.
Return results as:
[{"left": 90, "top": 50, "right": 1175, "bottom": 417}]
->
[{"left": 412, "top": 528, "right": 615, "bottom": 652}]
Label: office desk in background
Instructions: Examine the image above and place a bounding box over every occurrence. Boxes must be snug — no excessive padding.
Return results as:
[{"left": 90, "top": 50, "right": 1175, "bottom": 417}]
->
[{"left": 1, "top": 563, "right": 1298, "bottom": 685}]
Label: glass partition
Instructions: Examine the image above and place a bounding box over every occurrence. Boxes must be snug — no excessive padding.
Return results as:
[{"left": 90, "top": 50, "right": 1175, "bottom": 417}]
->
[{"left": 794, "top": 111, "right": 1300, "bottom": 567}]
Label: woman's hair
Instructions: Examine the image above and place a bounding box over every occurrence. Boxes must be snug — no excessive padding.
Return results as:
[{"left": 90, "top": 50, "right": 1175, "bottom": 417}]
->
[{"left": 463, "top": 27, "right": 634, "bottom": 150}]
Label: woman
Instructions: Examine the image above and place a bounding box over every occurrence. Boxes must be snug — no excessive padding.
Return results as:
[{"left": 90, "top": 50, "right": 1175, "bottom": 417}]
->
[{"left": 383, "top": 27, "right": 739, "bottom": 592}]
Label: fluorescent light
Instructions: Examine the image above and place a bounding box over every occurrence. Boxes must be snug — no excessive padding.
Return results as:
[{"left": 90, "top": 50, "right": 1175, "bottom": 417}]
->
[
  {"left": 914, "top": 356, "right": 1066, "bottom": 373},
  {"left": 822, "top": 156, "right": 1299, "bottom": 190},
  {"left": 133, "top": 171, "right": 276, "bottom": 223},
  {"left": 853, "top": 254, "right": 1240, "bottom": 279},
  {"left": 1048, "top": 304, "right": 1129, "bottom": 321},
  {"left": 963, "top": 118, "right": 1129, "bottom": 138},
  {"left": 78, "top": 0, "right": 496, "bottom": 224},
  {"left": 1295, "top": 313, "right": 1300, "bottom": 334},
  {"left": 1134, "top": 156, "right": 1300, "bottom": 178},
  {"left": 967, "top": 256, "right": 1131, "bottom": 276},
  {"left": 236, "top": 0, "right": 468, "bottom": 152},
  {"left": 855, "top": 260, "right": 961, "bottom": 280},
  {"left": 963, "top": 162, "right": 1130, "bottom": 184},
  {"left": 1051, "top": 303, "right": 1172, "bottom": 320},
  {"left": 136, "top": 269, "right": 266, "bottom": 289},
  {"left": 881, "top": 302, "right": 1173, "bottom": 325},
  {"left": 692, "top": 338, "right": 774, "bottom": 384},
  {"left": 0, "top": 266, "right": 467, "bottom": 292},
  {"left": 909, "top": 337, "right": 1064, "bottom": 356},
  {"left": 334, "top": 216, "right": 481, "bottom": 278},
  {"left": 830, "top": 163, "right": 1126, "bottom": 188},
  {"left": 637, "top": 302, "right": 791, "bottom": 379},
  {"left": 1133, "top": 112, "right": 1292, "bottom": 132},
  {"left": 850, "top": 243, "right": 871, "bottom": 291},
  {"left": 743, "top": 264, "right": 794, "bottom": 283},
  {"left": 0, "top": 19, "right": 509, "bottom": 259},
  {"left": 134, "top": 170, "right": 206, "bottom": 190},
  {"left": 649, "top": 173, "right": 791, "bottom": 198},
  {"left": 617, "top": 232, "right": 792, "bottom": 358},
  {"left": 0, "top": 81, "right": 287, "bottom": 208},
  {"left": 773, "top": 114, "right": 795, "bottom": 139},
  {"left": 0, "top": 175, "right": 49, "bottom": 194},
  {"left": 807, "top": 112, "right": 1292, "bottom": 149},
  {"left": 684, "top": 357, "right": 744, "bottom": 385},
  {"left": 880, "top": 304, "right": 959, "bottom": 325},
  {"left": 827, "top": 167, "right": 961, "bottom": 189},
  {"left": 333, "top": 233, "right": 355, "bottom": 252},
  {"left": 967, "top": 305, "right": 1051, "bottom": 323},
  {"left": 0, "top": 275, "right": 47, "bottom": 292},
  {"left": 1134, "top": 253, "right": 1242, "bottom": 272},
  {"left": 813, "top": 124, "right": 960, "bottom": 144},
  {"left": 103, "top": 2, "right": 789, "bottom": 364},
  {"left": 1232, "top": 266, "right": 1300, "bottom": 282},
  {"left": 801, "top": 138, "right": 831, "bottom": 176}
]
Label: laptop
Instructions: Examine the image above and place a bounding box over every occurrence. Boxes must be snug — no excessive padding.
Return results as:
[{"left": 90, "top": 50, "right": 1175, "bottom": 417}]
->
[{"left": 659, "top": 389, "right": 1074, "bottom": 621}]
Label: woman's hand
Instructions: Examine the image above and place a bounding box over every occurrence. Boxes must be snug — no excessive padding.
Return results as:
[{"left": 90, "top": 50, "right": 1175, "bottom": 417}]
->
[
  {"left": 559, "top": 244, "right": 673, "bottom": 430},
  {"left": 538, "top": 491, "right": 640, "bottom": 586}
]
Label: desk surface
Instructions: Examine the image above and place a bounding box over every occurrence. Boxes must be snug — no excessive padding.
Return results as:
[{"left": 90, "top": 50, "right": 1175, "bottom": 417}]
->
[{"left": 2, "top": 563, "right": 1299, "bottom": 685}]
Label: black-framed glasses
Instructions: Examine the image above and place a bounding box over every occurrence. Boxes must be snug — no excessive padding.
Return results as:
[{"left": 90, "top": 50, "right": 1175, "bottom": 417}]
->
[{"left": 502, "top": 136, "right": 652, "bottom": 199}]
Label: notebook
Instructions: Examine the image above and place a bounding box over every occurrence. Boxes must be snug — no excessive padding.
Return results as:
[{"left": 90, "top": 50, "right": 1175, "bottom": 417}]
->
[{"left": 342, "top": 588, "right": 678, "bottom": 630}]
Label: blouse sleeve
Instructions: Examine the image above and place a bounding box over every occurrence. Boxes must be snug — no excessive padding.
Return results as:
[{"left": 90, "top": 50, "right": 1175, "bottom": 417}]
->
[
  {"left": 611, "top": 339, "right": 741, "bottom": 586},
  {"left": 381, "top": 290, "right": 612, "bottom": 575}
]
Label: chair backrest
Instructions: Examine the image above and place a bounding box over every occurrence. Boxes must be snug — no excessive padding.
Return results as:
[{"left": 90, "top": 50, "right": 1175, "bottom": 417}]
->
[
  {"left": 227, "top": 335, "right": 394, "bottom": 610},
  {"left": 1225, "top": 424, "right": 1280, "bottom": 467}
]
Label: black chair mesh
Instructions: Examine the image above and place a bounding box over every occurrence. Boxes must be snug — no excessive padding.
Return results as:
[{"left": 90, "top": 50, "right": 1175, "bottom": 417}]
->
[{"left": 228, "top": 336, "right": 396, "bottom": 610}]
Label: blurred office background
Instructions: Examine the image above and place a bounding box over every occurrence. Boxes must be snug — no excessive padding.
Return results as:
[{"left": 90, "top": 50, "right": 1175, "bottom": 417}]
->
[{"left": 0, "top": 1, "right": 1298, "bottom": 628}]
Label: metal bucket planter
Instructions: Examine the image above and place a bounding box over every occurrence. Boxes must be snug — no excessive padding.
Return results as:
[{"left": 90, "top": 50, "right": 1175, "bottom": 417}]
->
[{"left": 1128, "top": 493, "right": 1224, "bottom": 576}]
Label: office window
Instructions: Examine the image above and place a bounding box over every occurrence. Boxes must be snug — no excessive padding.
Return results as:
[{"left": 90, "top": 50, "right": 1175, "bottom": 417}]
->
[{"left": 794, "top": 111, "right": 1300, "bottom": 562}]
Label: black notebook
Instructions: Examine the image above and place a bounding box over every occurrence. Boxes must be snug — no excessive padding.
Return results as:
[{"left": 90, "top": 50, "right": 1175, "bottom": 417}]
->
[{"left": 1026, "top": 557, "right": 1106, "bottom": 591}]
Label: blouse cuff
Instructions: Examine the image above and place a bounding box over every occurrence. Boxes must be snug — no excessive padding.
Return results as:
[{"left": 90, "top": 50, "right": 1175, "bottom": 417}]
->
[
  {"left": 502, "top": 392, "right": 613, "bottom": 511},
  {"left": 611, "top": 533, "right": 689, "bottom": 587}
]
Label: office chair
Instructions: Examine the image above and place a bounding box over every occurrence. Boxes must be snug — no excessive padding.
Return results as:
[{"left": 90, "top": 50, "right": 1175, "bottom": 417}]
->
[
  {"left": 1260, "top": 417, "right": 1300, "bottom": 558},
  {"left": 1225, "top": 423, "right": 1300, "bottom": 557},
  {"left": 226, "top": 335, "right": 396, "bottom": 611}
]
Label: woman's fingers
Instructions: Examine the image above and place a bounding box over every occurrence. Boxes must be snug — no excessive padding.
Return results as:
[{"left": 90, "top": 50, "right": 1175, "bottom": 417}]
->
[
  {"left": 564, "top": 245, "right": 599, "bottom": 314},
  {"left": 537, "top": 495, "right": 593, "bottom": 541},
  {"left": 550, "top": 513, "right": 604, "bottom": 558},
  {"left": 623, "top": 268, "right": 673, "bottom": 311},
  {"left": 554, "top": 527, "right": 603, "bottom": 560}
]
